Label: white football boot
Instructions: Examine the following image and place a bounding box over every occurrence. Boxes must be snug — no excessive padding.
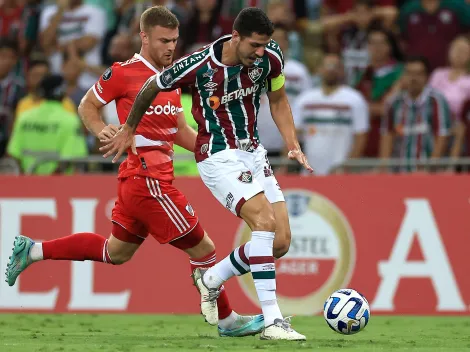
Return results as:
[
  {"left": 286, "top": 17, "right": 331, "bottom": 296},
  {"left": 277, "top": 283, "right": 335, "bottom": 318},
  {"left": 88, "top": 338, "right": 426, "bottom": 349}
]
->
[
  {"left": 260, "top": 317, "right": 306, "bottom": 341},
  {"left": 192, "top": 268, "right": 220, "bottom": 325}
]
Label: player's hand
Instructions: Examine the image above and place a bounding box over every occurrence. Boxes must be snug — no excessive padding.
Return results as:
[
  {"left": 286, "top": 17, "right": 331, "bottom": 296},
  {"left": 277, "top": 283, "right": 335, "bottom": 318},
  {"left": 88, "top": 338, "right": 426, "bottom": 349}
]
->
[
  {"left": 288, "top": 149, "right": 313, "bottom": 173},
  {"left": 99, "top": 124, "right": 137, "bottom": 163},
  {"left": 98, "top": 124, "right": 120, "bottom": 143}
]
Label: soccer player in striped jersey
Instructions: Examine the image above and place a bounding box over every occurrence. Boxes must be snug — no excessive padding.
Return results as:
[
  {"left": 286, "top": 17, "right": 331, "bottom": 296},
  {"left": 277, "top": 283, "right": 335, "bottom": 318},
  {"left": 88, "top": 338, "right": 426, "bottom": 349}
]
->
[
  {"left": 102, "top": 8, "right": 311, "bottom": 341},
  {"left": 5, "top": 6, "right": 265, "bottom": 338}
]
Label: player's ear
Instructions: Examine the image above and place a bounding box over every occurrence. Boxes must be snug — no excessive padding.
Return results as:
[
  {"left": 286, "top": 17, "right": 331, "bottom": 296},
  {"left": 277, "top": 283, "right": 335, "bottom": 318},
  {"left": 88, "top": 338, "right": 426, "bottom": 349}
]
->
[
  {"left": 232, "top": 30, "right": 241, "bottom": 44},
  {"left": 140, "top": 31, "right": 149, "bottom": 45}
]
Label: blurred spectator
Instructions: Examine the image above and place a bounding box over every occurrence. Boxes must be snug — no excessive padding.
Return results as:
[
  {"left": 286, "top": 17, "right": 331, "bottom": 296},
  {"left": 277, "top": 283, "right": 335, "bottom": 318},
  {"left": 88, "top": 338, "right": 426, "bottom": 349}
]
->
[
  {"left": 257, "top": 24, "right": 312, "bottom": 161},
  {"left": 380, "top": 56, "right": 451, "bottom": 172},
  {"left": 0, "top": 0, "right": 41, "bottom": 57},
  {"left": 62, "top": 56, "right": 87, "bottom": 109},
  {"left": 323, "top": 0, "right": 397, "bottom": 14},
  {"left": 101, "top": 33, "right": 136, "bottom": 127},
  {"left": 293, "top": 53, "right": 369, "bottom": 175},
  {"left": 355, "top": 27, "right": 403, "bottom": 157},
  {"left": 7, "top": 74, "right": 88, "bottom": 175},
  {"left": 399, "top": 0, "right": 470, "bottom": 71},
  {"left": 39, "top": 0, "right": 107, "bottom": 91},
  {"left": 105, "top": 32, "right": 136, "bottom": 66},
  {"left": 181, "top": 0, "right": 232, "bottom": 54},
  {"left": 328, "top": 0, "right": 398, "bottom": 85},
  {"left": 221, "top": 0, "right": 270, "bottom": 19},
  {"left": 16, "top": 59, "right": 76, "bottom": 117},
  {"left": 173, "top": 87, "right": 199, "bottom": 176},
  {"left": 429, "top": 36, "right": 470, "bottom": 159},
  {"left": 266, "top": 0, "right": 302, "bottom": 61},
  {"left": 0, "top": 39, "right": 25, "bottom": 157}
]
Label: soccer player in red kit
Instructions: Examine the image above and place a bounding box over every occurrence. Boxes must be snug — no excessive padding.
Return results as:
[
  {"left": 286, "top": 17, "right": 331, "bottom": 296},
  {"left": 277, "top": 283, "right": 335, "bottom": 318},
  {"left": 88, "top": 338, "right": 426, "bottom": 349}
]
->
[{"left": 5, "top": 6, "right": 264, "bottom": 338}]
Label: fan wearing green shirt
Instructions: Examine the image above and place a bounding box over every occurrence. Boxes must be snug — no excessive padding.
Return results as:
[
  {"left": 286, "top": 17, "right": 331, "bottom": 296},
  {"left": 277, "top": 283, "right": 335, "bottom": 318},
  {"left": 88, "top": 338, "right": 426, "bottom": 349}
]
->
[
  {"left": 7, "top": 74, "right": 88, "bottom": 174},
  {"left": 173, "top": 88, "right": 199, "bottom": 176}
]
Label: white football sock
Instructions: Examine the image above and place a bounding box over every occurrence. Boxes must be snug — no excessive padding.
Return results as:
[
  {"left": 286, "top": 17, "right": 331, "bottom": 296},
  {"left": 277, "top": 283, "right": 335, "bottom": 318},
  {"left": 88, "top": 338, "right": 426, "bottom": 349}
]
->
[{"left": 29, "top": 243, "right": 43, "bottom": 262}]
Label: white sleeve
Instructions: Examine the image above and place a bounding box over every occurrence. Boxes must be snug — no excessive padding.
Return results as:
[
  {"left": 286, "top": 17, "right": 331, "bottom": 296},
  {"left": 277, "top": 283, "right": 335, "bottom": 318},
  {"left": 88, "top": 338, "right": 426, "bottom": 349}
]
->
[
  {"left": 84, "top": 6, "right": 107, "bottom": 39},
  {"left": 301, "top": 66, "right": 313, "bottom": 91},
  {"left": 352, "top": 92, "right": 370, "bottom": 133},
  {"left": 39, "top": 6, "right": 56, "bottom": 33}
]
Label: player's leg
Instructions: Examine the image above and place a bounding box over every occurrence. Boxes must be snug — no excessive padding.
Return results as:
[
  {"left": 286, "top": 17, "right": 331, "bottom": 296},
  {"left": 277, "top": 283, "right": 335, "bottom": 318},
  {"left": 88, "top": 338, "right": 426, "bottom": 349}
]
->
[
  {"left": 169, "top": 226, "right": 264, "bottom": 337},
  {"left": 5, "top": 178, "right": 146, "bottom": 287},
  {"left": 254, "top": 146, "right": 291, "bottom": 259},
  {"left": 138, "top": 176, "right": 262, "bottom": 335},
  {"left": 194, "top": 150, "right": 305, "bottom": 340}
]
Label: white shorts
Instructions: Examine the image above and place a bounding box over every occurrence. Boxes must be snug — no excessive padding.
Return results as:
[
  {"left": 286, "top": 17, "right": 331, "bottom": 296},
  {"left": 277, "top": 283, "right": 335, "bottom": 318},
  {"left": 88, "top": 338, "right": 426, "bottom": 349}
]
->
[{"left": 197, "top": 145, "right": 285, "bottom": 216}]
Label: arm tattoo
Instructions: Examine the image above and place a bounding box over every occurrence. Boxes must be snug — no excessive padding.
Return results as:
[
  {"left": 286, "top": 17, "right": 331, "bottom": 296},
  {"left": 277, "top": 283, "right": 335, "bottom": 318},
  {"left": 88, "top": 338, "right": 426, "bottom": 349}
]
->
[{"left": 125, "top": 76, "right": 161, "bottom": 131}]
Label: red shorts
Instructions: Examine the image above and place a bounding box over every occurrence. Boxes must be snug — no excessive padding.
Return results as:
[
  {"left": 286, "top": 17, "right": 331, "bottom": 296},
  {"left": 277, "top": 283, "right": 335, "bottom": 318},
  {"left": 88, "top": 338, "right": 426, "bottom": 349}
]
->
[{"left": 112, "top": 176, "right": 199, "bottom": 245}]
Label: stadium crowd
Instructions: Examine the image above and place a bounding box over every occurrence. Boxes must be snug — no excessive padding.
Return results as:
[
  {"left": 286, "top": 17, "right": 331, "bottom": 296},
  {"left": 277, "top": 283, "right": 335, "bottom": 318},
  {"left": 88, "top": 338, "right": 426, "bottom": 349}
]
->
[{"left": 2, "top": 0, "right": 470, "bottom": 175}]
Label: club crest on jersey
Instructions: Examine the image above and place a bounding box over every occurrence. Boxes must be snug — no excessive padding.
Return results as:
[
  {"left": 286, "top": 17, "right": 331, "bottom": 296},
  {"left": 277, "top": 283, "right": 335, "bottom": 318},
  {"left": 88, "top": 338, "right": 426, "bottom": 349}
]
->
[
  {"left": 186, "top": 203, "right": 195, "bottom": 216},
  {"left": 248, "top": 67, "right": 263, "bottom": 83},
  {"left": 237, "top": 171, "right": 253, "bottom": 184}
]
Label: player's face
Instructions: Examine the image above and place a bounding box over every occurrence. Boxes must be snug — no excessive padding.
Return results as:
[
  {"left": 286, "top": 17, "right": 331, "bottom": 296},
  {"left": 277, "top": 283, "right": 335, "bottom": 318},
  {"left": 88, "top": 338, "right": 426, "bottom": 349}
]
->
[
  {"left": 233, "top": 31, "right": 271, "bottom": 67},
  {"left": 404, "top": 62, "right": 428, "bottom": 95},
  {"left": 144, "top": 26, "right": 179, "bottom": 67},
  {"left": 320, "top": 55, "right": 342, "bottom": 86}
]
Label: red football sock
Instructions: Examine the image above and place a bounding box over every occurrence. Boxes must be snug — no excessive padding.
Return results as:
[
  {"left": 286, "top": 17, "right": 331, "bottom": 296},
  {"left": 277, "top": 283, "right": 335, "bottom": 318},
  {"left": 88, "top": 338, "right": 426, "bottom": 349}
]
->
[
  {"left": 190, "top": 250, "right": 233, "bottom": 320},
  {"left": 42, "top": 233, "right": 114, "bottom": 264}
]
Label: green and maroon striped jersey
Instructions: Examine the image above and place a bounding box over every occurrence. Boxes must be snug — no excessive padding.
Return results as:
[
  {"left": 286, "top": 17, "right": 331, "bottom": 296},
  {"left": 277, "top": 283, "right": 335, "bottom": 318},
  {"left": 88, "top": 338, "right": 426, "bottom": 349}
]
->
[
  {"left": 381, "top": 87, "right": 452, "bottom": 171},
  {"left": 155, "top": 35, "right": 285, "bottom": 162}
]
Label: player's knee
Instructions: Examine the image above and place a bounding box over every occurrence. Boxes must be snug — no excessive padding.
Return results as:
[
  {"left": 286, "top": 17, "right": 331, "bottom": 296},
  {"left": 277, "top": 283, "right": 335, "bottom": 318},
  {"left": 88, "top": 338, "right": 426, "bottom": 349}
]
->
[
  {"left": 273, "top": 235, "right": 291, "bottom": 259},
  {"left": 108, "top": 250, "right": 134, "bottom": 265}
]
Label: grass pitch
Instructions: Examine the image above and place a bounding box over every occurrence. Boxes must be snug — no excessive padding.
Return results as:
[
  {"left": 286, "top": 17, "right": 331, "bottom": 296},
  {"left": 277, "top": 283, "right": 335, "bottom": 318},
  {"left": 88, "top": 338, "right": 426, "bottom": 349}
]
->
[{"left": 0, "top": 314, "right": 468, "bottom": 351}]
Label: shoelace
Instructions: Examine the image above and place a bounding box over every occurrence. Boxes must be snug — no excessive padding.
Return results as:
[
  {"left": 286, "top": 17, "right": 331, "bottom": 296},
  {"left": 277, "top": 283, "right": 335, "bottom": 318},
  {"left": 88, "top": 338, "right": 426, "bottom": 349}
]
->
[
  {"left": 202, "top": 288, "right": 220, "bottom": 303},
  {"left": 275, "top": 316, "right": 294, "bottom": 332}
]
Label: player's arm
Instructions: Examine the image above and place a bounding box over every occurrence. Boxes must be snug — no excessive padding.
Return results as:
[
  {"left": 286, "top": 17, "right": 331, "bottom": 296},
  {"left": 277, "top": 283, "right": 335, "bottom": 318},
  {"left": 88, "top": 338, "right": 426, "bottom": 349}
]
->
[
  {"left": 267, "top": 85, "right": 313, "bottom": 172},
  {"left": 174, "top": 111, "right": 197, "bottom": 152},
  {"left": 78, "top": 66, "right": 122, "bottom": 140}
]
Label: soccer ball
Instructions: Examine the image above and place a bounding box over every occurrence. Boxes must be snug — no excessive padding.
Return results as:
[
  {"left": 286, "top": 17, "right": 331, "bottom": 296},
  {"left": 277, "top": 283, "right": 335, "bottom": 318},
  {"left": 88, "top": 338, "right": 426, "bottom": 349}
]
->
[{"left": 323, "top": 288, "right": 370, "bottom": 335}]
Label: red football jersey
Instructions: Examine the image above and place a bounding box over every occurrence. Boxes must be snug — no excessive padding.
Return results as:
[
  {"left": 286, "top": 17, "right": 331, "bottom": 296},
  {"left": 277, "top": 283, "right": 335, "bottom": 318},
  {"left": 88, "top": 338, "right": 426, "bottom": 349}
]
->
[{"left": 93, "top": 54, "right": 183, "bottom": 181}]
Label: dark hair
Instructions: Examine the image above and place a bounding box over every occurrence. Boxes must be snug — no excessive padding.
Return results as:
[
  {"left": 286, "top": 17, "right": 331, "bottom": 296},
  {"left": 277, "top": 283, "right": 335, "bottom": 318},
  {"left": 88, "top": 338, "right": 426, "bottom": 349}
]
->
[
  {"left": 367, "top": 27, "right": 403, "bottom": 62},
  {"left": 405, "top": 55, "right": 431, "bottom": 75},
  {"left": 29, "top": 59, "right": 49, "bottom": 71},
  {"left": 37, "top": 74, "right": 66, "bottom": 101},
  {"left": 0, "top": 38, "right": 19, "bottom": 54},
  {"left": 140, "top": 6, "right": 179, "bottom": 33},
  {"left": 355, "top": 0, "right": 374, "bottom": 8},
  {"left": 233, "top": 8, "right": 274, "bottom": 37}
]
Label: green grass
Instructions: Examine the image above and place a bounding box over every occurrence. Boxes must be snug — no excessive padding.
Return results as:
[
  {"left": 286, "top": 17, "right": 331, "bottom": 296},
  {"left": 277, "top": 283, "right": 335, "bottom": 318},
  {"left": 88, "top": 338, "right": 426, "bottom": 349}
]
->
[{"left": 0, "top": 314, "right": 468, "bottom": 352}]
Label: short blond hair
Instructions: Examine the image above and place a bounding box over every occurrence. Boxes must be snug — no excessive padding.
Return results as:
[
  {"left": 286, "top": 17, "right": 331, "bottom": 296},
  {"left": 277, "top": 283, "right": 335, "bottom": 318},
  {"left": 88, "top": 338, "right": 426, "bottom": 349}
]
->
[{"left": 140, "top": 6, "right": 179, "bottom": 33}]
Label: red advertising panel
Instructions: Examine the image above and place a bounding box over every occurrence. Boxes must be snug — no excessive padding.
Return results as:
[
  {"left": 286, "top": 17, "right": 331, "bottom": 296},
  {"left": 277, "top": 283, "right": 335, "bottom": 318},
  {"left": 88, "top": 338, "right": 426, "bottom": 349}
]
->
[{"left": 0, "top": 175, "right": 468, "bottom": 315}]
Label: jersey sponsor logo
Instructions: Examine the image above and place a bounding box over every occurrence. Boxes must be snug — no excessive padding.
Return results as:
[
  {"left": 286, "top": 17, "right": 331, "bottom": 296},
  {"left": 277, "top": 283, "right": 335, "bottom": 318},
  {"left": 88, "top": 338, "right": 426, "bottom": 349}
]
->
[
  {"left": 171, "top": 52, "right": 207, "bottom": 75},
  {"left": 234, "top": 189, "right": 355, "bottom": 315},
  {"left": 203, "top": 81, "right": 218, "bottom": 92},
  {"left": 185, "top": 203, "right": 195, "bottom": 216},
  {"left": 254, "top": 58, "right": 263, "bottom": 66},
  {"left": 237, "top": 171, "right": 253, "bottom": 184},
  {"left": 226, "top": 192, "right": 235, "bottom": 210},
  {"left": 248, "top": 67, "right": 263, "bottom": 83},
  {"left": 219, "top": 84, "right": 260, "bottom": 105},
  {"left": 102, "top": 67, "right": 112, "bottom": 81},
  {"left": 145, "top": 102, "right": 179, "bottom": 116},
  {"left": 207, "top": 96, "right": 220, "bottom": 110}
]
